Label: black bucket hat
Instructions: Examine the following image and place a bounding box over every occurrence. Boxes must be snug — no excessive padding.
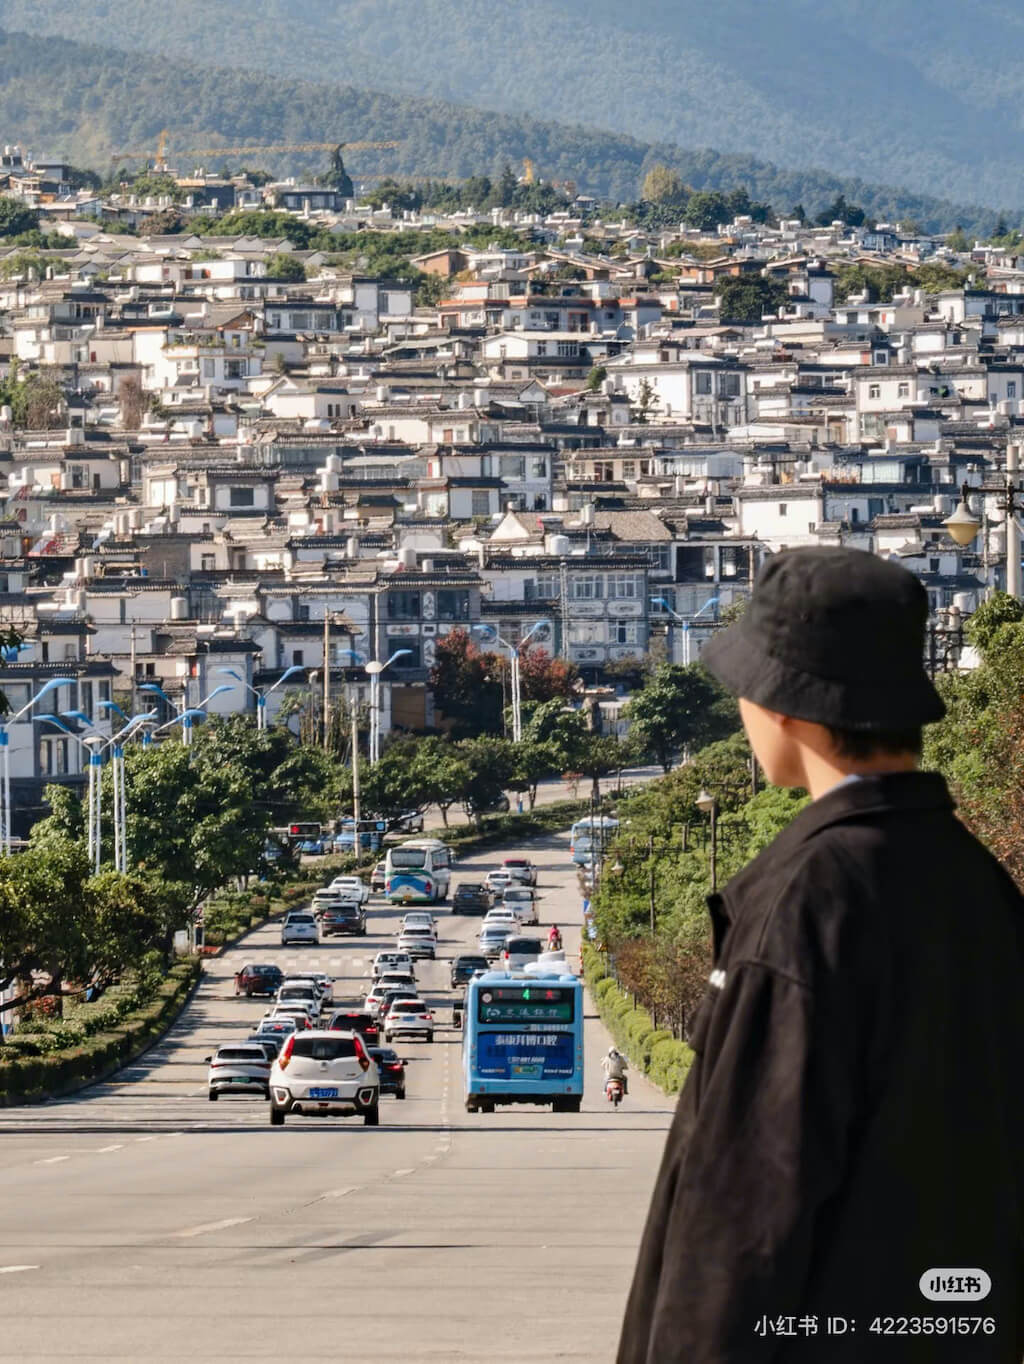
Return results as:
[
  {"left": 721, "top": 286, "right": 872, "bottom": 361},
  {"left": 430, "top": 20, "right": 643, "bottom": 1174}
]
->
[{"left": 701, "top": 547, "right": 946, "bottom": 730}]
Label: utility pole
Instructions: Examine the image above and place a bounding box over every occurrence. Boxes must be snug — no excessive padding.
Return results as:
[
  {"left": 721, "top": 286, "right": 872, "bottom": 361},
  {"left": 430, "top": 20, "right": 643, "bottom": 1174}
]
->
[
  {"left": 129, "top": 625, "right": 137, "bottom": 717},
  {"left": 350, "top": 688, "right": 361, "bottom": 830},
  {"left": 648, "top": 834, "right": 656, "bottom": 935},
  {"left": 322, "top": 611, "right": 331, "bottom": 749},
  {"left": 1008, "top": 442, "right": 1022, "bottom": 599}
]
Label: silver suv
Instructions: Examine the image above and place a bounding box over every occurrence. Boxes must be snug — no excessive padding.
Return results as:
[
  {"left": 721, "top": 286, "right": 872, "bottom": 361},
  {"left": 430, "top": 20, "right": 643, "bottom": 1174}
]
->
[{"left": 269, "top": 1030, "right": 380, "bottom": 1126}]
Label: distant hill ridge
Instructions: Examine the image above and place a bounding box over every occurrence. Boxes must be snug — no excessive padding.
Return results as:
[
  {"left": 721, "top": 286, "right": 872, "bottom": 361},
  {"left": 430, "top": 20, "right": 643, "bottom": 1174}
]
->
[
  {"left": 1, "top": 0, "right": 1022, "bottom": 208},
  {"left": 0, "top": 26, "right": 1011, "bottom": 236}
]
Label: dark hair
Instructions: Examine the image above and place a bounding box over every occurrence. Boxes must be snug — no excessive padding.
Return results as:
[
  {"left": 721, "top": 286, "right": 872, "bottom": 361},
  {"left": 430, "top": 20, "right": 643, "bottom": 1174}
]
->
[{"left": 825, "top": 726, "right": 923, "bottom": 760}]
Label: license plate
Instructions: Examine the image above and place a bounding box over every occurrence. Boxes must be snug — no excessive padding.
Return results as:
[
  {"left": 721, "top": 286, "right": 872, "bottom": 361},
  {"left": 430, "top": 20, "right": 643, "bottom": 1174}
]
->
[{"left": 308, "top": 1087, "right": 338, "bottom": 1099}]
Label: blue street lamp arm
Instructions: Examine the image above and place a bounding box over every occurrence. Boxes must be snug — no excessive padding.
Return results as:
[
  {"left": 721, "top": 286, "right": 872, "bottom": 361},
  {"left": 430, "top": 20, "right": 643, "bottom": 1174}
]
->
[
  {"left": 265, "top": 664, "right": 306, "bottom": 696},
  {"left": 9, "top": 677, "right": 78, "bottom": 724},
  {"left": 98, "top": 699, "right": 129, "bottom": 722},
  {"left": 138, "top": 682, "right": 176, "bottom": 709}
]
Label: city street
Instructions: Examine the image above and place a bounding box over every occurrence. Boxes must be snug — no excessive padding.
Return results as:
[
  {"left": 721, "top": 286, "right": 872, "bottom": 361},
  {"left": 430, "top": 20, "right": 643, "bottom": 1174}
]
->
[{"left": 0, "top": 829, "right": 675, "bottom": 1362}]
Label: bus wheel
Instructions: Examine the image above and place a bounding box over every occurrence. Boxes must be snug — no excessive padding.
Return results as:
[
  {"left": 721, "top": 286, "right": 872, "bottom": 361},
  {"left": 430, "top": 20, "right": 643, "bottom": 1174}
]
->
[
  {"left": 481, "top": 1102, "right": 495, "bottom": 1114},
  {"left": 465, "top": 1101, "right": 477, "bottom": 1114}
]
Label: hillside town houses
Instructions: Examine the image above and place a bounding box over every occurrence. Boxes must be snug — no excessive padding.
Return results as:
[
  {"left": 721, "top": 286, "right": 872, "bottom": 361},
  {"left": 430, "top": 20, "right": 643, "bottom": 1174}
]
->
[{"left": 0, "top": 143, "right": 1019, "bottom": 827}]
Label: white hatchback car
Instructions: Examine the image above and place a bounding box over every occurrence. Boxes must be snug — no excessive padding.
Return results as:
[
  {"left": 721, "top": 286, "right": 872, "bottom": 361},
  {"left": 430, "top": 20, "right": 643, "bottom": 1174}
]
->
[
  {"left": 483, "top": 906, "right": 522, "bottom": 932},
  {"left": 269, "top": 1030, "right": 380, "bottom": 1126},
  {"left": 264, "top": 1003, "right": 315, "bottom": 1030},
  {"left": 207, "top": 1043, "right": 271, "bottom": 1101},
  {"left": 372, "top": 951, "right": 415, "bottom": 980},
  {"left": 500, "top": 887, "right": 539, "bottom": 925},
  {"left": 382, "top": 998, "right": 435, "bottom": 1044},
  {"left": 276, "top": 983, "right": 323, "bottom": 1017},
  {"left": 281, "top": 911, "right": 318, "bottom": 946}
]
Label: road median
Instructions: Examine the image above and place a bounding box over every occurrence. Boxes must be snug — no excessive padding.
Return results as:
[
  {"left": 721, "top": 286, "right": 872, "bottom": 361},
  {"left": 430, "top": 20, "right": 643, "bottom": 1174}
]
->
[{"left": 582, "top": 943, "right": 693, "bottom": 1094}]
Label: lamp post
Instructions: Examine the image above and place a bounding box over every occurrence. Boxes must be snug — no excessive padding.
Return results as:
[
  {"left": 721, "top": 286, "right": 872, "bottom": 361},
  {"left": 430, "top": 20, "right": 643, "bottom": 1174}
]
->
[
  {"left": 944, "top": 460, "right": 1024, "bottom": 598},
  {"left": 650, "top": 595, "right": 720, "bottom": 666},
  {"left": 138, "top": 682, "right": 234, "bottom": 746},
  {"left": 215, "top": 665, "right": 305, "bottom": 730},
  {"left": 364, "top": 651, "right": 411, "bottom": 763},
  {"left": 695, "top": 787, "right": 718, "bottom": 894},
  {"left": 0, "top": 676, "right": 76, "bottom": 855},
  {"left": 472, "top": 620, "right": 547, "bottom": 742}
]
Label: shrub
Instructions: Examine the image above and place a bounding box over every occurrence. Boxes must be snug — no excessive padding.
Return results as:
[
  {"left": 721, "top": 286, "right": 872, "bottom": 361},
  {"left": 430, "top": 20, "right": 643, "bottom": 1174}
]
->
[{"left": 584, "top": 945, "right": 694, "bottom": 1095}]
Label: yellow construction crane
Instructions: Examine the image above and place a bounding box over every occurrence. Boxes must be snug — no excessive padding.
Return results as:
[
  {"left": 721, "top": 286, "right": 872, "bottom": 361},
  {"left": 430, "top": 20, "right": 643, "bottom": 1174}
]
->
[
  {"left": 109, "top": 135, "right": 398, "bottom": 168},
  {"left": 522, "top": 158, "right": 536, "bottom": 185}
]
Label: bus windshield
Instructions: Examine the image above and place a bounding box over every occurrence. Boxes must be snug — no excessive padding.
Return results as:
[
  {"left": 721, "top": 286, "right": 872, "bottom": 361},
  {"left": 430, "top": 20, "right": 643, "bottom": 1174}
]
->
[{"left": 390, "top": 849, "right": 426, "bottom": 868}]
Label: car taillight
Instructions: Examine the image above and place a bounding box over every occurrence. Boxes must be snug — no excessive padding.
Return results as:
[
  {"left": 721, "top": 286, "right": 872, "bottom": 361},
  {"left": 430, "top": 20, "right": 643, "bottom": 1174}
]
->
[
  {"left": 279, "top": 1035, "right": 295, "bottom": 1070},
  {"left": 353, "top": 1034, "right": 370, "bottom": 1072},
  {"left": 387, "top": 1063, "right": 401, "bottom": 1071}
]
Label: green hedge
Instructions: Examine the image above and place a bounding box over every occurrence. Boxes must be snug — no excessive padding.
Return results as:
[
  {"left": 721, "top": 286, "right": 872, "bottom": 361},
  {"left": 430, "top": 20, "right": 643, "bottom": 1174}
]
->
[
  {"left": 0, "top": 958, "right": 202, "bottom": 1104},
  {"left": 581, "top": 943, "right": 693, "bottom": 1095}
]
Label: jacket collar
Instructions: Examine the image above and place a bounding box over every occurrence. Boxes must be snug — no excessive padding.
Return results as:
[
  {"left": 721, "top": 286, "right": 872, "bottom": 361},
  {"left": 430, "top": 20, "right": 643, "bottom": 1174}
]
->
[{"left": 710, "top": 771, "right": 954, "bottom": 933}]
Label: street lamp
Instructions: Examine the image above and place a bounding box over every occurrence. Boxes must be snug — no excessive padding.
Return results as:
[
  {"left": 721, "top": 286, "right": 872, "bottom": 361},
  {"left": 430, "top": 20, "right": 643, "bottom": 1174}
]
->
[
  {"left": 695, "top": 788, "right": 718, "bottom": 893},
  {"left": 650, "top": 596, "right": 720, "bottom": 666},
  {"left": 0, "top": 676, "right": 76, "bottom": 855},
  {"left": 472, "top": 620, "right": 548, "bottom": 742},
  {"left": 945, "top": 453, "right": 1024, "bottom": 598},
  {"left": 364, "top": 651, "right": 412, "bottom": 762},
  {"left": 138, "top": 682, "right": 234, "bottom": 746},
  {"left": 215, "top": 665, "right": 305, "bottom": 730}
]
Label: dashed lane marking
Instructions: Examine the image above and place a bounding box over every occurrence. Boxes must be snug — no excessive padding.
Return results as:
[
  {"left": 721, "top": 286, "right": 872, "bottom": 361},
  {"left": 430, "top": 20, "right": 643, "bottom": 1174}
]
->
[
  {"left": 392, "top": 1167, "right": 414, "bottom": 1177},
  {"left": 171, "top": 1217, "right": 253, "bottom": 1239},
  {"left": 0, "top": 1265, "right": 39, "bottom": 1274},
  {"left": 95, "top": 1144, "right": 124, "bottom": 1153},
  {"left": 33, "top": 1156, "right": 69, "bottom": 1166}
]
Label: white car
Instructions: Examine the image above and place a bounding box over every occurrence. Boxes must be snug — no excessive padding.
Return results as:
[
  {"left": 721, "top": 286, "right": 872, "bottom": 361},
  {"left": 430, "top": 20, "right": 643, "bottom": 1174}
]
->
[
  {"left": 383, "top": 998, "right": 435, "bottom": 1043},
  {"left": 301, "top": 973, "right": 335, "bottom": 1005},
  {"left": 478, "top": 923, "right": 513, "bottom": 959},
  {"left": 207, "top": 1043, "right": 271, "bottom": 1101},
  {"left": 400, "top": 910, "right": 436, "bottom": 930},
  {"left": 372, "top": 951, "right": 415, "bottom": 979},
  {"left": 281, "top": 911, "right": 318, "bottom": 946},
  {"left": 483, "top": 869, "right": 513, "bottom": 896},
  {"left": 365, "top": 983, "right": 420, "bottom": 1019},
  {"left": 276, "top": 983, "right": 323, "bottom": 1017},
  {"left": 397, "top": 926, "right": 437, "bottom": 959},
  {"left": 269, "top": 1030, "right": 380, "bottom": 1126},
  {"left": 328, "top": 876, "right": 370, "bottom": 905},
  {"left": 483, "top": 906, "right": 522, "bottom": 932},
  {"left": 501, "top": 887, "right": 539, "bottom": 925},
  {"left": 264, "top": 1003, "right": 315, "bottom": 1030}
]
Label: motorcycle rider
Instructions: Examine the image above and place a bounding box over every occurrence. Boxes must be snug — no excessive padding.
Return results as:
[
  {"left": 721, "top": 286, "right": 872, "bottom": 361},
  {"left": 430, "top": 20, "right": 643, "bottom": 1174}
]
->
[
  {"left": 602, "top": 1045, "right": 628, "bottom": 1095},
  {"left": 547, "top": 924, "right": 563, "bottom": 951}
]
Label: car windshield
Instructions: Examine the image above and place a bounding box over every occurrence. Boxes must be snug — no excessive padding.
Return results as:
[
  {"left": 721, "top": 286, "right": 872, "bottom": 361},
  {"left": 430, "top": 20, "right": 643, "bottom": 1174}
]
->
[
  {"left": 287, "top": 914, "right": 315, "bottom": 925},
  {"left": 250, "top": 965, "right": 278, "bottom": 975},
  {"left": 217, "top": 1047, "right": 266, "bottom": 1061},
  {"left": 291, "top": 1037, "right": 357, "bottom": 1060},
  {"left": 401, "top": 928, "right": 433, "bottom": 938},
  {"left": 504, "top": 889, "right": 531, "bottom": 900},
  {"left": 370, "top": 1048, "right": 399, "bottom": 1063},
  {"left": 331, "top": 1013, "right": 371, "bottom": 1027},
  {"left": 390, "top": 1001, "right": 425, "bottom": 1013}
]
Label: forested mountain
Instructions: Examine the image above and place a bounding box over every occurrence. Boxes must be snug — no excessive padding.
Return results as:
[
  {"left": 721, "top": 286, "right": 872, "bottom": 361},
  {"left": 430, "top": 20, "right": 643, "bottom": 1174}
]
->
[
  {"left": 0, "top": 27, "right": 1011, "bottom": 237},
  {"left": 1, "top": 0, "right": 1022, "bottom": 207}
]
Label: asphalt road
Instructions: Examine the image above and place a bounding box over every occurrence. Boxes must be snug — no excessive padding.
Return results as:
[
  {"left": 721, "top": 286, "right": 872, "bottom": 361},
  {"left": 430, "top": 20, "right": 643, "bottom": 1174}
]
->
[{"left": 0, "top": 830, "right": 675, "bottom": 1362}]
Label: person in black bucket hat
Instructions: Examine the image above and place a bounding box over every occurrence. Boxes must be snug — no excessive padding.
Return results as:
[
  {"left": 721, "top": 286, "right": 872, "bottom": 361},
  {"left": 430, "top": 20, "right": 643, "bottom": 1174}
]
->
[{"left": 618, "top": 547, "right": 1024, "bottom": 1364}]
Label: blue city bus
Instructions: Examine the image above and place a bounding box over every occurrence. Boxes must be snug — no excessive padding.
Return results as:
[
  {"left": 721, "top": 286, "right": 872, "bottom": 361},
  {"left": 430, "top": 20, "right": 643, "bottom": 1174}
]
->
[{"left": 462, "top": 969, "right": 583, "bottom": 1114}]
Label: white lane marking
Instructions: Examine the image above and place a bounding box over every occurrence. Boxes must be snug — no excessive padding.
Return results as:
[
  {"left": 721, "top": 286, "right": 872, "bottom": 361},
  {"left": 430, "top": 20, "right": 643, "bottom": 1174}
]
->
[
  {"left": 135, "top": 1136, "right": 156, "bottom": 1143},
  {"left": 0, "top": 1265, "right": 39, "bottom": 1274},
  {"left": 33, "top": 1156, "right": 69, "bottom": 1165},
  {"left": 96, "top": 1144, "right": 124, "bottom": 1153},
  {"left": 171, "top": 1216, "right": 253, "bottom": 1239},
  {"left": 392, "top": 1167, "right": 414, "bottom": 1177},
  {"left": 319, "top": 1186, "right": 355, "bottom": 1200}
]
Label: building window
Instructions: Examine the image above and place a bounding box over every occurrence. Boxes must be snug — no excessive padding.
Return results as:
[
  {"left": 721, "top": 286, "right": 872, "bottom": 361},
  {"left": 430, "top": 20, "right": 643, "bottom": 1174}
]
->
[
  {"left": 611, "top": 619, "right": 639, "bottom": 645},
  {"left": 202, "top": 359, "right": 216, "bottom": 378},
  {"left": 571, "top": 575, "right": 604, "bottom": 600},
  {"left": 607, "top": 573, "right": 639, "bottom": 599},
  {"left": 720, "top": 373, "right": 740, "bottom": 397},
  {"left": 536, "top": 342, "right": 548, "bottom": 357},
  {"left": 200, "top": 553, "right": 215, "bottom": 571},
  {"left": 471, "top": 491, "right": 491, "bottom": 517},
  {"left": 694, "top": 371, "right": 712, "bottom": 395},
  {"left": 868, "top": 384, "right": 881, "bottom": 399},
  {"left": 779, "top": 504, "right": 788, "bottom": 517},
  {"left": 438, "top": 589, "right": 470, "bottom": 620},
  {"left": 1009, "top": 381, "right": 1018, "bottom": 399},
  {"left": 387, "top": 591, "right": 421, "bottom": 620},
  {"left": 499, "top": 456, "right": 525, "bottom": 479},
  {"left": 229, "top": 487, "right": 255, "bottom": 507},
  {"left": 557, "top": 341, "right": 577, "bottom": 358},
  {"left": 898, "top": 382, "right": 910, "bottom": 398},
  {"left": 568, "top": 622, "right": 601, "bottom": 645},
  {"left": 530, "top": 458, "right": 547, "bottom": 478},
  {"left": 621, "top": 461, "right": 636, "bottom": 478},
  {"left": 292, "top": 650, "right": 304, "bottom": 666}
]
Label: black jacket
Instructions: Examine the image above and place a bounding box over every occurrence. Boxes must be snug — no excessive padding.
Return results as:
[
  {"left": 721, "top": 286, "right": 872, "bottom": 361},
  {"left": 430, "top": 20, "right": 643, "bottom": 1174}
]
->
[{"left": 619, "top": 773, "right": 1024, "bottom": 1363}]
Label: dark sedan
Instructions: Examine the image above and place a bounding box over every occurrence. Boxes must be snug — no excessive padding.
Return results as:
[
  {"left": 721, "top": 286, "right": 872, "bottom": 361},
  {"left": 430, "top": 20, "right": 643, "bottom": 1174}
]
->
[
  {"left": 452, "top": 882, "right": 492, "bottom": 915},
  {"left": 321, "top": 904, "right": 367, "bottom": 937},
  {"left": 367, "top": 1046, "right": 407, "bottom": 1099},
  {"left": 450, "top": 953, "right": 490, "bottom": 989},
  {"left": 327, "top": 1009, "right": 381, "bottom": 1048}
]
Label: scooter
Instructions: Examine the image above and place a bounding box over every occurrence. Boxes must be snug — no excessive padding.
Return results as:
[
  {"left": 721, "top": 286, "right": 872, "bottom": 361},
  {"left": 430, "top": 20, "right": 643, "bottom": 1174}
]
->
[{"left": 605, "top": 1076, "right": 624, "bottom": 1107}]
